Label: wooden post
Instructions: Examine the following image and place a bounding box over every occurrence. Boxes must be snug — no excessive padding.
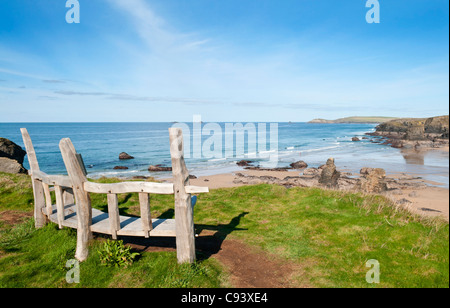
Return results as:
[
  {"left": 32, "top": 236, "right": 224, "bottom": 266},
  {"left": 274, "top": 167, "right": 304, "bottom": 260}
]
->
[
  {"left": 169, "top": 128, "right": 196, "bottom": 264},
  {"left": 20, "top": 128, "right": 47, "bottom": 228},
  {"left": 42, "top": 183, "right": 53, "bottom": 217},
  {"left": 63, "top": 188, "right": 75, "bottom": 205},
  {"left": 107, "top": 193, "right": 120, "bottom": 240},
  {"left": 59, "top": 138, "right": 92, "bottom": 262},
  {"left": 139, "top": 193, "right": 152, "bottom": 238},
  {"left": 55, "top": 185, "right": 65, "bottom": 229}
]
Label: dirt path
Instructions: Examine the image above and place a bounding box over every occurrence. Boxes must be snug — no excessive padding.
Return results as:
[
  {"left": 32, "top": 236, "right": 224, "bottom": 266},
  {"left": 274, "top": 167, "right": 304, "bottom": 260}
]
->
[
  {"left": 124, "top": 231, "right": 307, "bottom": 288},
  {"left": 0, "top": 210, "right": 32, "bottom": 229}
]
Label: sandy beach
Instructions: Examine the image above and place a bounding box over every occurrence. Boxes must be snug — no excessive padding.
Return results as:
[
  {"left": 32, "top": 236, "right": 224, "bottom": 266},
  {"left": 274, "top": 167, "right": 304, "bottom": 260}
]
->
[
  {"left": 183, "top": 170, "right": 450, "bottom": 221},
  {"left": 162, "top": 147, "right": 450, "bottom": 222}
]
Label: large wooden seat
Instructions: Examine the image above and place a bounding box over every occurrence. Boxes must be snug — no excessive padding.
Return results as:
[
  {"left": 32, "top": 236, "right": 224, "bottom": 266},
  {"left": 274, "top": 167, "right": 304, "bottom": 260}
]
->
[
  {"left": 44, "top": 203, "right": 177, "bottom": 237},
  {"left": 21, "top": 127, "right": 208, "bottom": 264}
]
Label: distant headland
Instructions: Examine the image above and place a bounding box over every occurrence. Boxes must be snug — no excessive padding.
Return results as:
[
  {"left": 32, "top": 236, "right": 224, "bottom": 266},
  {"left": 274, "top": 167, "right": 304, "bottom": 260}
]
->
[{"left": 308, "top": 116, "right": 399, "bottom": 124}]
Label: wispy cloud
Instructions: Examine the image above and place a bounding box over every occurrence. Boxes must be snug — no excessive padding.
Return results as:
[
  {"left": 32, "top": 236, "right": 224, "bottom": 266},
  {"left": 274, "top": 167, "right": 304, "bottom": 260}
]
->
[{"left": 42, "top": 79, "right": 66, "bottom": 84}]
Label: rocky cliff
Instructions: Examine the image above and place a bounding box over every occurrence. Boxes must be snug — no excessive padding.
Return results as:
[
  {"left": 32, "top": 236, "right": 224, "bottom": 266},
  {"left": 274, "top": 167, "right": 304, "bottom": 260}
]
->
[{"left": 368, "top": 115, "right": 449, "bottom": 149}]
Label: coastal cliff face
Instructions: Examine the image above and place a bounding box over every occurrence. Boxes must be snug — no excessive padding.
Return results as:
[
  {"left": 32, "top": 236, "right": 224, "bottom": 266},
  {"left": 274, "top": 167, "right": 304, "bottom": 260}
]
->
[
  {"left": 369, "top": 115, "right": 449, "bottom": 149},
  {"left": 375, "top": 115, "right": 449, "bottom": 140}
]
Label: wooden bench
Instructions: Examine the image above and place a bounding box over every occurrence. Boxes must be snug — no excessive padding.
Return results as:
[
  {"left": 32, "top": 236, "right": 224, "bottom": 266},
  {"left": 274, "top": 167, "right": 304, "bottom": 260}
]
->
[{"left": 21, "top": 128, "right": 208, "bottom": 264}]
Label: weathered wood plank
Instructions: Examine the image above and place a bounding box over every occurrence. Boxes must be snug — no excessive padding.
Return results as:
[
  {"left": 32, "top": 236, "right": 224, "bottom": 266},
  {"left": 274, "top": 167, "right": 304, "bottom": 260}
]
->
[
  {"left": 107, "top": 193, "right": 120, "bottom": 240},
  {"left": 44, "top": 205, "right": 176, "bottom": 237},
  {"left": 42, "top": 183, "right": 53, "bottom": 217},
  {"left": 139, "top": 193, "right": 152, "bottom": 238},
  {"left": 32, "top": 170, "right": 72, "bottom": 188},
  {"left": 169, "top": 127, "right": 196, "bottom": 264},
  {"left": 20, "top": 128, "right": 46, "bottom": 228},
  {"left": 59, "top": 138, "right": 92, "bottom": 262},
  {"left": 185, "top": 186, "right": 209, "bottom": 194},
  {"left": 84, "top": 181, "right": 174, "bottom": 194},
  {"left": 54, "top": 185, "right": 65, "bottom": 229},
  {"left": 63, "top": 188, "right": 75, "bottom": 205}
]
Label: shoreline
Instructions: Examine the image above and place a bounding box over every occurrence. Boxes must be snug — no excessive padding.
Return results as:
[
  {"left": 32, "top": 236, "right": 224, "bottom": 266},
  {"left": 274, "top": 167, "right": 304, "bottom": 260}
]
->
[
  {"left": 157, "top": 147, "right": 449, "bottom": 222},
  {"left": 181, "top": 169, "right": 449, "bottom": 222}
]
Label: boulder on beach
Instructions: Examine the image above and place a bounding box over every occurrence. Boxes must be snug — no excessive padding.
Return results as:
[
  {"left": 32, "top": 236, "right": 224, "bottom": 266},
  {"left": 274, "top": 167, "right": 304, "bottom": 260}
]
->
[
  {"left": 319, "top": 158, "right": 340, "bottom": 188},
  {"left": 113, "top": 166, "right": 129, "bottom": 170},
  {"left": 119, "top": 152, "right": 134, "bottom": 160},
  {"left": 358, "top": 167, "right": 387, "bottom": 193},
  {"left": 148, "top": 165, "right": 172, "bottom": 172},
  {"left": 236, "top": 160, "right": 253, "bottom": 167},
  {"left": 290, "top": 161, "right": 308, "bottom": 169},
  {"left": 303, "top": 168, "right": 321, "bottom": 176}
]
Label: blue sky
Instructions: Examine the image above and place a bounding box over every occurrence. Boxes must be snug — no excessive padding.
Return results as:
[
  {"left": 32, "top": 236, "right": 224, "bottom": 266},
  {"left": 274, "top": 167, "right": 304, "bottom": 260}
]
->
[{"left": 0, "top": 0, "right": 448, "bottom": 122}]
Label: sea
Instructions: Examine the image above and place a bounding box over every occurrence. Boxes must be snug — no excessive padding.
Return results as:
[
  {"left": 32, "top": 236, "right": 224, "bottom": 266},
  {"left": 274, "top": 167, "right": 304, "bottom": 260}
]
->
[{"left": 1, "top": 122, "right": 448, "bottom": 188}]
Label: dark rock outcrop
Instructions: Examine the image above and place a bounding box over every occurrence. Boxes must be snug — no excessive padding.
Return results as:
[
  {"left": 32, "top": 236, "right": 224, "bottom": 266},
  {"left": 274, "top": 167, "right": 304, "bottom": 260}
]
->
[
  {"left": 148, "top": 165, "right": 172, "bottom": 172},
  {"left": 372, "top": 115, "right": 449, "bottom": 149},
  {"left": 237, "top": 160, "right": 253, "bottom": 167},
  {"left": 318, "top": 158, "right": 340, "bottom": 188},
  {"left": 113, "top": 166, "right": 129, "bottom": 170},
  {"left": 0, "top": 138, "right": 26, "bottom": 164},
  {"left": 0, "top": 138, "right": 28, "bottom": 174},
  {"left": 352, "top": 137, "right": 360, "bottom": 142},
  {"left": 290, "top": 161, "right": 308, "bottom": 169},
  {"left": 119, "top": 152, "right": 134, "bottom": 160}
]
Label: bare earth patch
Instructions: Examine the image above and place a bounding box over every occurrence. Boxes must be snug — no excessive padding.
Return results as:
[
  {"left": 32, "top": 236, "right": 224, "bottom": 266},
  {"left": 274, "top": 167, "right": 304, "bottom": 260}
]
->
[
  {"left": 0, "top": 210, "right": 32, "bottom": 229},
  {"left": 124, "top": 231, "right": 308, "bottom": 288}
]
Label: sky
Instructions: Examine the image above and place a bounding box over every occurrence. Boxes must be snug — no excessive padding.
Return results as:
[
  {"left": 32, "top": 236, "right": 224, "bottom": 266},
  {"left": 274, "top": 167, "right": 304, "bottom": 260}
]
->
[{"left": 0, "top": 0, "right": 448, "bottom": 122}]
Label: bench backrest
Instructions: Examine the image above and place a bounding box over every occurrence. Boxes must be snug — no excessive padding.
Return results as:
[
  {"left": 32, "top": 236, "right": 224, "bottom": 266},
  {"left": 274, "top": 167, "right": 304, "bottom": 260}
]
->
[
  {"left": 59, "top": 127, "right": 204, "bottom": 263},
  {"left": 20, "top": 128, "right": 74, "bottom": 229}
]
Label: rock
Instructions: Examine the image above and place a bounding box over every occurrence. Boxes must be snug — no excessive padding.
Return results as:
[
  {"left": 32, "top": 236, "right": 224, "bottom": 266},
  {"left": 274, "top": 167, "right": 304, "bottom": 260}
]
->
[
  {"left": 408, "top": 191, "right": 418, "bottom": 198},
  {"left": 0, "top": 138, "right": 26, "bottom": 164},
  {"left": 148, "top": 165, "right": 172, "bottom": 172},
  {"left": 0, "top": 157, "right": 28, "bottom": 174},
  {"left": 360, "top": 167, "right": 373, "bottom": 175},
  {"left": 189, "top": 175, "right": 197, "bottom": 179},
  {"left": 362, "top": 137, "right": 369, "bottom": 140},
  {"left": 244, "top": 166, "right": 291, "bottom": 172},
  {"left": 319, "top": 158, "right": 340, "bottom": 188},
  {"left": 236, "top": 160, "right": 253, "bottom": 167},
  {"left": 374, "top": 115, "right": 449, "bottom": 142},
  {"left": 113, "top": 166, "right": 129, "bottom": 170},
  {"left": 396, "top": 198, "right": 413, "bottom": 206},
  {"left": 290, "top": 161, "right": 308, "bottom": 169},
  {"left": 303, "top": 168, "right": 320, "bottom": 176},
  {"left": 358, "top": 168, "right": 387, "bottom": 193},
  {"left": 119, "top": 152, "right": 134, "bottom": 160},
  {"left": 352, "top": 137, "right": 360, "bottom": 141},
  {"left": 390, "top": 140, "right": 404, "bottom": 148}
]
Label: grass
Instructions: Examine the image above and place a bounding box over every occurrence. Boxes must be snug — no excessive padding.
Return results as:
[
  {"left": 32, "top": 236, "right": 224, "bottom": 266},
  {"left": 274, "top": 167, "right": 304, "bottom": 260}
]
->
[{"left": 0, "top": 172, "right": 448, "bottom": 288}]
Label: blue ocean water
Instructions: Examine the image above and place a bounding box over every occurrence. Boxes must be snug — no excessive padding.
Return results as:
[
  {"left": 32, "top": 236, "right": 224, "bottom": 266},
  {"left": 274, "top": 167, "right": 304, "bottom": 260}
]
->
[{"left": 1, "top": 122, "right": 448, "bottom": 187}]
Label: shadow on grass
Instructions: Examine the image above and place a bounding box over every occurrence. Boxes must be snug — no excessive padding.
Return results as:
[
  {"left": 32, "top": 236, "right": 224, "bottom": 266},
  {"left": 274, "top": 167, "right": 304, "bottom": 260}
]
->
[{"left": 120, "top": 211, "right": 249, "bottom": 261}]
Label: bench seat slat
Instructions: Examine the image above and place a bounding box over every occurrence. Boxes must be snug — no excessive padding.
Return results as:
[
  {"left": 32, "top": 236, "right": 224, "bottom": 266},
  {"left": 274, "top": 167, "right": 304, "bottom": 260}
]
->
[{"left": 43, "top": 204, "right": 176, "bottom": 237}]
